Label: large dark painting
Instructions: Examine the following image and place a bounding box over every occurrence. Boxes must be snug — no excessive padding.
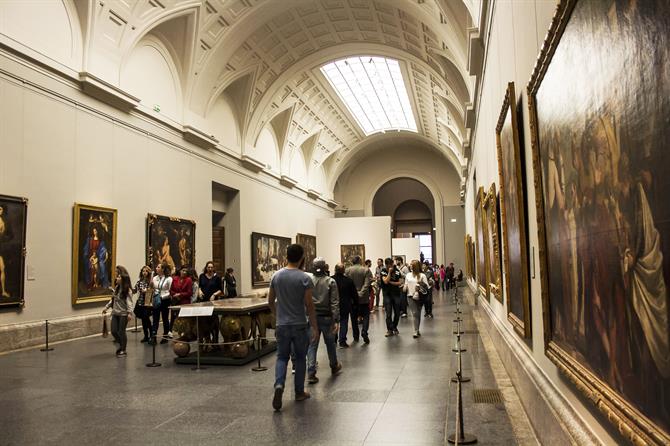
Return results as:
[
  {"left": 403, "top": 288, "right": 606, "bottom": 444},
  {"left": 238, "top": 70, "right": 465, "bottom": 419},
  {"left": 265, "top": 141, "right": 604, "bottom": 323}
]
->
[
  {"left": 147, "top": 214, "right": 195, "bottom": 275},
  {"left": 474, "top": 187, "right": 488, "bottom": 296},
  {"left": 72, "top": 204, "right": 117, "bottom": 305},
  {"left": 484, "top": 184, "right": 502, "bottom": 302},
  {"left": 340, "top": 244, "right": 365, "bottom": 267},
  {"left": 496, "top": 82, "right": 531, "bottom": 337},
  {"left": 528, "top": 0, "right": 670, "bottom": 443},
  {"left": 252, "top": 232, "right": 291, "bottom": 288},
  {"left": 296, "top": 233, "right": 316, "bottom": 271},
  {"left": 0, "top": 195, "right": 27, "bottom": 307}
]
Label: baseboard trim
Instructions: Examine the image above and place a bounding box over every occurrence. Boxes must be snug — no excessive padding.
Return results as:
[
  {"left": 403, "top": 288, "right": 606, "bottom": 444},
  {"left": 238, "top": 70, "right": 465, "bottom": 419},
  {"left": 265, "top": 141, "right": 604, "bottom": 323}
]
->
[{"left": 476, "top": 295, "right": 602, "bottom": 446}]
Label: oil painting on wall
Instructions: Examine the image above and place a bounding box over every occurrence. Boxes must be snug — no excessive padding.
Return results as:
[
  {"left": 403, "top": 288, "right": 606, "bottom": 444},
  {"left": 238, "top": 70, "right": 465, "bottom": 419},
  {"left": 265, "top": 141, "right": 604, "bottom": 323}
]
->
[
  {"left": 474, "top": 187, "right": 488, "bottom": 296},
  {"left": 252, "top": 232, "right": 291, "bottom": 287},
  {"left": 528, "top": 0, "right": 670, "bottom": 443},
  {"left": 296, "top": 233, "right": 317, "bottom": 271},
  {"left": 146, "top": 214, "right": 195, "bottom": 275},
  {"left": 72, "top": 204, "right": 117, "bottom": 304},
  {"left": 0, "top": 195, "right": 27, "bottom": 307},
  {"left": 340, "top": 244, "right": 365, "bottom": 267},
  {"left": 496, "top": 82, "right": 531, "bottom": 337},
  {"left": 484, "top": 185, "right": 502, "bottom": 302}
]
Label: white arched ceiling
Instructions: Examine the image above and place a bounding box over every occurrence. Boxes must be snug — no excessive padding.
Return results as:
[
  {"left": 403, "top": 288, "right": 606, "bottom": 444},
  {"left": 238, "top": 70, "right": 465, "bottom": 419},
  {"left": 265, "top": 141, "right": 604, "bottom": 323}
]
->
[
  {"left": 0, "top": 0, "right": 83, "bottom": 70},
  {"left": 120, "top": 36, "right": 182, "bottom": 122},
  {"left": 251, "top": 126, "right": 280, "bottom": 174},
  {"left": 3, "top": 0, "right": 475, "bottom": 199}
]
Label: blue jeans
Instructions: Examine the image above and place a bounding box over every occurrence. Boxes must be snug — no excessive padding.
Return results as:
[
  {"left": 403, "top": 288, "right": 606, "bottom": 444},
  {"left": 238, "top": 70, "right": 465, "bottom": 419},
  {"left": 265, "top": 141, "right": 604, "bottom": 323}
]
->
[
  {"left": 384, "top": 293, "right": 401, "bottom": 331},
  {"left": 307, "top": 316, "right": 338, "bottom": 375},
  {"left": 274, "top": 324, "right": 309, "bottom": 394}
]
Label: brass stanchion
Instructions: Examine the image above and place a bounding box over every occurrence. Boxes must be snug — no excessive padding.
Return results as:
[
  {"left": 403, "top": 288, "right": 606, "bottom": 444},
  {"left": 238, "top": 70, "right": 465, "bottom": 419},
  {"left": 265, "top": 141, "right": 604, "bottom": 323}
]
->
[
  {"left": 40, "top": 320, "right": 54, "bottom": 352},
  {"left": 146, "top": 334, "right": 162, "bottom": 367},
  {"left": 447, "top": 369, "right": 477, "bottom": 444}
]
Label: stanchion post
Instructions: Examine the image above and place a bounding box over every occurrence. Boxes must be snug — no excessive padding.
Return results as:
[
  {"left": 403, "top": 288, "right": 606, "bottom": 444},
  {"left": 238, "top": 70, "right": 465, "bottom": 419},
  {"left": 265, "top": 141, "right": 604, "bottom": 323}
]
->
[
  {"left": 251, "top": 328, "right": 268, "bottom": 372},
  {"left": 451, "top": 337, "right": 470, "bottom": 383},
  {"left": 131, "top": 315, "right": 140, "bottom": 333},
  {"left": 40, "top": 320, "right": 54, "bottom": 352},
  {"left": 447, "top": 371, "right": 477, "bottom": 444},
  {"left": 192, "top": 315, "right": 206, "bottom": 371},
  {"left": 146, "top": 334, "right": 162, "bottom": 367}
]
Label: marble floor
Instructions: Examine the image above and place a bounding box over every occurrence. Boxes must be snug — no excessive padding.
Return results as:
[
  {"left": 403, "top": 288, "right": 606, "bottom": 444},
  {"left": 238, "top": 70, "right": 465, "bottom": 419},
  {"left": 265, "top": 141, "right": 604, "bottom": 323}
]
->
[{"left": 0, "top": 287, "right": 537, "bottom": 446}]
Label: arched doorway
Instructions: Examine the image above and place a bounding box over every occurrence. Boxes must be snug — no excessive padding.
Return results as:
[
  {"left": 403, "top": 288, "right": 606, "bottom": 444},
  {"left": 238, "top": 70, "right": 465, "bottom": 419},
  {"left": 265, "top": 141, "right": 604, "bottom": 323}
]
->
[{"left": 373, "top": 178, "right": 436, "bottom": 263}]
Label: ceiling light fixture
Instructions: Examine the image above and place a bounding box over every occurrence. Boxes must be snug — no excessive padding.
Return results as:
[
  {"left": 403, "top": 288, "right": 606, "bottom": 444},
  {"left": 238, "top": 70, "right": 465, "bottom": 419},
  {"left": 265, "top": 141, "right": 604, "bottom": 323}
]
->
[{"left": 321, "top": 56, "right": 417, "bottom": 135}]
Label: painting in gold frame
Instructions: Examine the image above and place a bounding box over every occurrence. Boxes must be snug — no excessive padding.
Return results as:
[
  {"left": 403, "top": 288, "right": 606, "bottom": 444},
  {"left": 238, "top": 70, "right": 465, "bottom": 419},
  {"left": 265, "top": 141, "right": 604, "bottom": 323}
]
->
[
  {"left": 72, "top": 203, "right": 117, "bottom": 305},
  {"left": 474, "top": 186, "right": 488, "bottom": 297},
  {"left": 527, "top": 0, "right": 670, "bottom": 443},
  {"left": 340, "top": 244, "right": 365, "bottom": 267},
  {"left": 296, "top": 233, "right": 317, "bottom": 272},
  {"left": 0, "top": 194, "right": 28, "bottom": 307},
  {"left": 146, "top": 214, "right": 196, "bottom": 275},
  {"left": 484, "top": 184, "right": 502, "bottom": 302},
  {"left": 496, "top": 82, "right": 531, "bottom": 337}
]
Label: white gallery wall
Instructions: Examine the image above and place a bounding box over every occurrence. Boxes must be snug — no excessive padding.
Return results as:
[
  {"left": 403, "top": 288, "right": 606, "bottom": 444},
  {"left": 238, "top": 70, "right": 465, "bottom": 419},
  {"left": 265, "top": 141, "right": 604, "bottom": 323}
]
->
[
  {"left": 0, "top": 52, "right": 332, "bottom": 326},
  {"left": 465, "top": 1, "right": 616, "bottom": 444},
  {"left": 316, "top": 216, "right": 392, "bottom": 269},
  {"left": 391, "top": 238, "right": 420, "bottom": 263}
]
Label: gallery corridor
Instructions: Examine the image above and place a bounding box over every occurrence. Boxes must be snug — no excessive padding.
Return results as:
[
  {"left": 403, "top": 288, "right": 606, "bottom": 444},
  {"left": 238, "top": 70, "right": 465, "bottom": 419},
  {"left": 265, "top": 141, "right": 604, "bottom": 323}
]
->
[{"left": 0, "top": 287, "right": 537, "bottom": 446}]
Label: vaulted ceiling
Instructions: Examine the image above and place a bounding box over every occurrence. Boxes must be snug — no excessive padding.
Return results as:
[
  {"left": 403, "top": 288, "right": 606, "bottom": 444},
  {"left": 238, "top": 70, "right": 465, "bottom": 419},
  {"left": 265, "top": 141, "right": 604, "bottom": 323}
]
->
[{"left": 2, "top": 0, "right": 479, "bottom": 200}]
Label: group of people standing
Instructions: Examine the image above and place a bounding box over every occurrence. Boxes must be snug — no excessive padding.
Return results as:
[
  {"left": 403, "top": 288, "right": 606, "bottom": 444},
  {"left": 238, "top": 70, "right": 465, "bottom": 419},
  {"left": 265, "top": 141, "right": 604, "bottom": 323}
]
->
[
  {"left": 268, "top": 243, "right": 459, "bottom": 411},
  {"left": 102, "top": 262, "right": 237, "bottom": 356}
]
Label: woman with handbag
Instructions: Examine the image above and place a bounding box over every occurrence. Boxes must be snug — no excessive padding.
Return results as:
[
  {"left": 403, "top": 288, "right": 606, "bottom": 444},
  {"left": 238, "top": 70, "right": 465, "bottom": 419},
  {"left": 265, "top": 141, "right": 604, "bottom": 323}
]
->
[
  {"left": 405, "top": 260, "right": 429, "bottom": 338},
  {"left": 132, "top": 265, "right": 153, "bottom": 343},
  {"left": 150, "top": 262, "right": 173, "bottom": 345},
  {"left": 102, "top": 265, "right": 134, "bottom": 356}
]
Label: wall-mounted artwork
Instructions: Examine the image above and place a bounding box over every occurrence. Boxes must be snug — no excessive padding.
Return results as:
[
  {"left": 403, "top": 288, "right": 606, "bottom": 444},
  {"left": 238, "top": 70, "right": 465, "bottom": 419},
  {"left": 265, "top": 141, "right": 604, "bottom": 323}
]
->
[
  {"left": 340, "top": 244, "right": 365, "bottom": 267},
  {"left": 474, "top": 187, "right": 488, "bottom": 296},
  {"left": 296, "top": 233, "right": 316, "bottom": 271},
  {"left": 496, "top": 82, "right": 531, "bottom": 337},
  {"left": 464, "top": 235, "right": 475, "bottom": 280},
  {"left": 393, "top": 254, "right": 406, "bottom": 266},
  {"left": 146, "top": 214, "right": 195, "bottom": 275},
  {"left": 252, "top": 232, "right": 291, "bottom": 288},
  {"left": 0, "top": 195, "right": 27, "bottom": 307},
  {"left": 484, "top": 184, "right": 502, "bottom": 302},
  {"left": 528, "top": 0, "right": 670, "bottom": 443},
  {"left": 72, "top": 204, "right": 117, "bottom": 305}
]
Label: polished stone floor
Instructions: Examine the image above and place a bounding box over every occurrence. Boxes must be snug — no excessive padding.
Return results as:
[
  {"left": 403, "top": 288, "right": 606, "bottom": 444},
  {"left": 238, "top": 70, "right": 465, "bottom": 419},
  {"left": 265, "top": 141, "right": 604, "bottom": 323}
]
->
[{"left": 0, "top": 287, "right": 534, "bottom": 446}]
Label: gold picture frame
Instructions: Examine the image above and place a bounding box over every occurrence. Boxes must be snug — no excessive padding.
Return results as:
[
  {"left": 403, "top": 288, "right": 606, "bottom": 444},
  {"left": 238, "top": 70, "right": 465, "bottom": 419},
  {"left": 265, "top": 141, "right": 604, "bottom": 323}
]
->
[
  {"left": 72, "top": 203, "right": 117, "bottom": 305},
  {"left": 484, "top": 184, "right": 502, "bottom": 302},
  {"left": 496, "top": 82, "right": 531, "bottom": 337},
  {"left": 527, "top": 0, "right": 670, "bottom": 443},
  {"left": 474, "top": 186, "right": 489, "bottom": 297},
  {"left": 146, "top": 214, "right": 196, "bottom": 275},
  {"left": 0, "top": 194, "right": 28, "bottom": 307},
  {"left": 296, "top": 233, "right": 316, "bottom": 271}
]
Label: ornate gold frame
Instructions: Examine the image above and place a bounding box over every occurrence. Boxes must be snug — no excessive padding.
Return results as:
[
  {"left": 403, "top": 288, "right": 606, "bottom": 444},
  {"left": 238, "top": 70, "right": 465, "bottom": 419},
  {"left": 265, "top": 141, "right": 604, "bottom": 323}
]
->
[
  {"left": 146, "top": 213, "right": 196, "bottom": 273},
  {"left": 0, "top": 194, "right": 28, "bottom": 308},
  {"left": 474, "top": 186, "right": 488, "bottom": 297},
  {"left": 484, "top": 184, "right": 502, "bottom": 302},
  {"left": 496, "top": 81, "right": 531, "bottom": 337},
  {"left": 527, "top": 0, "right": 669, "bottom": 443},
  {"left": 71, "top": 203, "right": 117, "bottom": 305}
]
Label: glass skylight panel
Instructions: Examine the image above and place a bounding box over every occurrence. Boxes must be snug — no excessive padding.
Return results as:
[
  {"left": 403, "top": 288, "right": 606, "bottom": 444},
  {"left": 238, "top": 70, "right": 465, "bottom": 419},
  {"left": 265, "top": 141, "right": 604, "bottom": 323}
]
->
[{"left": 321, "top": 57, "right": 417, "bottom": 135}]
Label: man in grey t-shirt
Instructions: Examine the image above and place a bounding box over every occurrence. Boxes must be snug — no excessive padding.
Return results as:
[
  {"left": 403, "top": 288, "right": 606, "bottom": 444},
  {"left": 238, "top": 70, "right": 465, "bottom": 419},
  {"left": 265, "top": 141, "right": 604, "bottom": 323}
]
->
[{"left": 268, "top": 244, "right": 318, "bottom": 411}]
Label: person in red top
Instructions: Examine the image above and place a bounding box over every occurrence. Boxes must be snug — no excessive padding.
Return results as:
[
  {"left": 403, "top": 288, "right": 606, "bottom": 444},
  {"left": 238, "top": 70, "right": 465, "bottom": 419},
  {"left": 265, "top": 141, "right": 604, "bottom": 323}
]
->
[{"left": 168, "top": 265, "right": 193, "bottom": 337}]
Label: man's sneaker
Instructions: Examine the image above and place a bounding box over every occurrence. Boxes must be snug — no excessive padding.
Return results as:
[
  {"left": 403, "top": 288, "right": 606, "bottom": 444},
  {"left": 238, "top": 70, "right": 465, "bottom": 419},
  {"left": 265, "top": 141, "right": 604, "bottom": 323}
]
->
[
  {"left": 116, "top": 350, "right": 127, "bottom": 356},
  {"left": 413, "top": 331, "right": 419, "bottom": 339},
  {"left": 295, "top": 391, "right": 311, "bottom": 402},
  {"left": 307, "top": 374, "right": 319, "bottom": 384},
  {"left": 272, "top": 386, "right": 283, "bottom": 411},
  {"left": 331, "top": 363, "right": 343, "bottom": 375},
  {"left": 339, "top": 342, "right": 349, "bottom": 348},
  {"left": 401, "top": 313, "right": 408, "bottom": 318},
  {"left": 167, "top": 331, "right": 174, "bottom": 339},
  {"left": 385, "top": 331, "right": 393, "bottom": 337},
  {"left": 393, "top": 329, "right": 400, "bottom": 335},
  {"left": 363, "top": 336, "right": 370, "bottom": 344}
]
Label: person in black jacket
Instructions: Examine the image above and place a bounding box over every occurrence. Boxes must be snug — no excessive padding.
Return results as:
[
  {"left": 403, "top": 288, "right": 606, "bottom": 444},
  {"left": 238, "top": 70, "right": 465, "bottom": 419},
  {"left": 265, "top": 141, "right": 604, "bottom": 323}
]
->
[{"left": 332, "top": 263, "right": 357, "bottom": 348}]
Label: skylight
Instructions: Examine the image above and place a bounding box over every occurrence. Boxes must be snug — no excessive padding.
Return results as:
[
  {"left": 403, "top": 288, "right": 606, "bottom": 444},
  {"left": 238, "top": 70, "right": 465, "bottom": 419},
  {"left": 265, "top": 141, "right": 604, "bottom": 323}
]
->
[{"left": 321, "top": 57, "right": 417, "bottom": 135}]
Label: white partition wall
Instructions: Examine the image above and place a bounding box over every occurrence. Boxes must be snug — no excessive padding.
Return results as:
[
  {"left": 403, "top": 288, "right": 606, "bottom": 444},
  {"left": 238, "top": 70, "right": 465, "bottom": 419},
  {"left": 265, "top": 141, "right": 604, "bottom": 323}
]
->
[
  {"left": 316, "top": 216, "right": 392, "bottom": 268},
  {"left": 391, "top": 238, "right": 420, "bottom": 263}
]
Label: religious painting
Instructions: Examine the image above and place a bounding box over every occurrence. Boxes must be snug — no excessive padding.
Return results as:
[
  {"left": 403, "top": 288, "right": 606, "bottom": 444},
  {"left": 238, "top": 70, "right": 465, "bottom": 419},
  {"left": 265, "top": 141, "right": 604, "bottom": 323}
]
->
[
  {"left": 72, "top": 203, "right": 117, "bottom": 305},
  {"left": 340, "top": 244, "right": 365, "bottom": 267},
  {"left": 484, "top": 184, "right": 502, "bottom": 302},
  {"left": 252, "top": 232, "right": 291, "bottom": 287},
  {"left": 528, "top": 0, "right": 670, "bottom": 443},
  {"left": 296, "top": 233, "right": 316, "bottom": 271},
  {"left": 0, "top": 195, "right": 27, "bottom": 307},
  {"left": 496, "top": 82, "right": 531, "bottom": 337},
  {"left": 474, "top": 186, "right": 488, "bottom": 296},
  {"left": 464, "top": 235, "right": 475, "bottom": 280},
  {"left": 146, "top": 214, "right": 195, "bottom": 275}
]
